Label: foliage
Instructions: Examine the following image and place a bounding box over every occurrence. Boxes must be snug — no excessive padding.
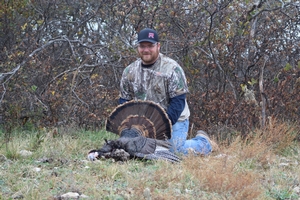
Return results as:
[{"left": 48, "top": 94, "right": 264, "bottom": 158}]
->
[
  {"left": 0, "top": 0, "right": 299, "bottom": 137},
  {"left": 0, "top": 121, "right": 299, "bottom": 199}
]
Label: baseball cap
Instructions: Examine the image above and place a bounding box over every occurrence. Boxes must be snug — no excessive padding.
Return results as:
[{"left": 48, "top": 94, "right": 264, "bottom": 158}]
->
[{"left": 137, "top": 28, "right": 159, "bottom": 44}]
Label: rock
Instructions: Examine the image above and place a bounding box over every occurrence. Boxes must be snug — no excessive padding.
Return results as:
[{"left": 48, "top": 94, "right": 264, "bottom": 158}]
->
[
  {"left": 33, "top": 167, "right": 41, "bottom": 172},
  {"left": 293, "top": 186, "right": 300, "bottom": 194},
  {"left": 278, "top": 162, "right": 289, "bottom": 167},
  {"left": 58, "top": 192, "right": 89, "bottom": 199},
  {"left": 143, "top": 188, "right": 151, "bottom": 200},
  {"left": 60, "top": 192, "right": 80, "bottom": 199},
  {"left": 11, "top": 191, "right": 24, "bottom": 199},
  {"left": 0, "top": 154, "right": 7, "bottom": 162}
]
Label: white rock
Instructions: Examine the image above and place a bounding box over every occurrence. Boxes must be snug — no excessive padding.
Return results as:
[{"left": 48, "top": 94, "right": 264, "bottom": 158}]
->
[
  {"left": 33, "top": 167, "right": 41, "bottom": 172},
  {"left": 278, "top": 163, "right": 289, "bottom": 167},
  {"left": 61, "top": 192, "right": 80, "bottom": 199},
  {"left": 293, "top": 186, "right": 300, "bottom": 194},
  {"left": 185, "top": 189, "right": 192, "bottom": 193},
  {"left": 143, "top": 187, "right": 151, "bottom": 200}
]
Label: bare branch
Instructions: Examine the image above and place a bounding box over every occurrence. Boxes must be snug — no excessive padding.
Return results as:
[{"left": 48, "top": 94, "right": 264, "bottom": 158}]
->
[
  {"left": 259, "top": 56, "right": 269, "bottom": 129},
  {"left": 0, "top": 37, "right": 80, "bottom": 105}
]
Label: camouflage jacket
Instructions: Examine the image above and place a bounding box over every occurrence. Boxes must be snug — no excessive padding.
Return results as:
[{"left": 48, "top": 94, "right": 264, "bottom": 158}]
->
[{"left": 120, "top": 53, "right": 190, "bottom": 121}]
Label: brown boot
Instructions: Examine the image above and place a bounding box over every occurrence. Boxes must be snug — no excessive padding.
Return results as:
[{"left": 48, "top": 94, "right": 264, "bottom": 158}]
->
[{"left": 196, "top": 130, "right": 219, "bottom": 152}]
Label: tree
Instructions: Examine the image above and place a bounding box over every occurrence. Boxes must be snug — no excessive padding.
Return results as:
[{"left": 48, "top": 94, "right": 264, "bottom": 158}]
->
[{"left": 1, "top": 0, "right": 299, "bottom": 136}]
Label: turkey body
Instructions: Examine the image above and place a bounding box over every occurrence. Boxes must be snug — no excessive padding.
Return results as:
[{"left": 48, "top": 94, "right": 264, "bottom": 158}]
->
[
  {"left": 88, "top": 129, "right": 181, "bottom": 163},
  {"left": 88, "top": 100, "right": 181, "bottom": 163}
]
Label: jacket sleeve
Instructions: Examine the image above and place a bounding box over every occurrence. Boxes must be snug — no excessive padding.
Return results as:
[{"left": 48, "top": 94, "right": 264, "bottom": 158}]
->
[
  {"left": 119, "top": 67, "right": 133, "bottom": 101},
  {"left": 166, "top": 94, "right": 186, "bottom": 125},
  {"left": 119, "top": 97, "right": 128, "bottom": 104}
]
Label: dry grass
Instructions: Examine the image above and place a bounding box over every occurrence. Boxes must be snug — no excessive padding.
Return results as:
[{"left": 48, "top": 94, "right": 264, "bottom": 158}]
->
[{"left": 0, "top": 119, "right": 299, "bottom": 199}]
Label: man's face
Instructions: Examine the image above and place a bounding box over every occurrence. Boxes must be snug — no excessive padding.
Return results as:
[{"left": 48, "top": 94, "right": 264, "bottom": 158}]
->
[{"left": 137, "top": 42, "right": 160, "bottom": 65}]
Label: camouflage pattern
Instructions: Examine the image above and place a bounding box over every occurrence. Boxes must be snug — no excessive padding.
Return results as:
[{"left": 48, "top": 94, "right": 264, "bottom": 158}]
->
[{"left": 120, "top": 53, "right": 190, "bottom": 121}]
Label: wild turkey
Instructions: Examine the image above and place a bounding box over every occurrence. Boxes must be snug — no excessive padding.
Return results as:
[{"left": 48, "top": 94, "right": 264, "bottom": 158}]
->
[{"left": 88, "top": 100, "right": 181, "bottom": 163}]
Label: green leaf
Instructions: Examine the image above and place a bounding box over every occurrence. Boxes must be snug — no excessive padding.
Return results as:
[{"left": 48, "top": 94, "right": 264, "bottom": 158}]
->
[
  {"left": 31, "top": 85, "right": 37, "bottom": 92},
  {"left": 37, "top": 20, "right": 44, "bottom": 25},
  {"left": 284, "top": 63, "right": 292, "bottom": 71},
  {"left": 248, "top": 78, "right": 258, "bottom": 86}
]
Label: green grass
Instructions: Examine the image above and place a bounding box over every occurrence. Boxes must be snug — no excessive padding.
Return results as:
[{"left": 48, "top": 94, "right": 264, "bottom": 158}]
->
[{"left": 0, "top": 122, "right": 299, "bottom": 200}]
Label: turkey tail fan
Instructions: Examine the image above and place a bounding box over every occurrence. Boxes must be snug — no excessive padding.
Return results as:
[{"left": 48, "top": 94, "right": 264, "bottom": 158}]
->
[
  {"left": 106, "top": 100, "right": 172, "bottom": 140},
  {"left": 134, "top": 150, "right": 181, "bottom": 163}
]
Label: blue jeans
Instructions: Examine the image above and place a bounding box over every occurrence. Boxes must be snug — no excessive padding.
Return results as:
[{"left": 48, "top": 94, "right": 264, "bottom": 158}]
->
[{"left": 168, "top": 119, "right": 212, "bottom": 155}]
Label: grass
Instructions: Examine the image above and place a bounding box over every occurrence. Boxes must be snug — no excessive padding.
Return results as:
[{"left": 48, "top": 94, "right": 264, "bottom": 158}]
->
[{"left": 0, "top": 120, "right": 299, "bottom": 200}]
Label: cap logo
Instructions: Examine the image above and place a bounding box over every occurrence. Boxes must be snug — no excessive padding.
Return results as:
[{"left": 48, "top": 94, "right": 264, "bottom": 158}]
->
[{"left": 148, "top": 33, "right": 154, "bottom": 38}]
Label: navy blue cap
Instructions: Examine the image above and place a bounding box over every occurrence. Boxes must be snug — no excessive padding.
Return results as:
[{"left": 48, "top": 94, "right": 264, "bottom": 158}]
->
[{"left": 137, "top": 28, "right": 159, "bottom": 43}]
